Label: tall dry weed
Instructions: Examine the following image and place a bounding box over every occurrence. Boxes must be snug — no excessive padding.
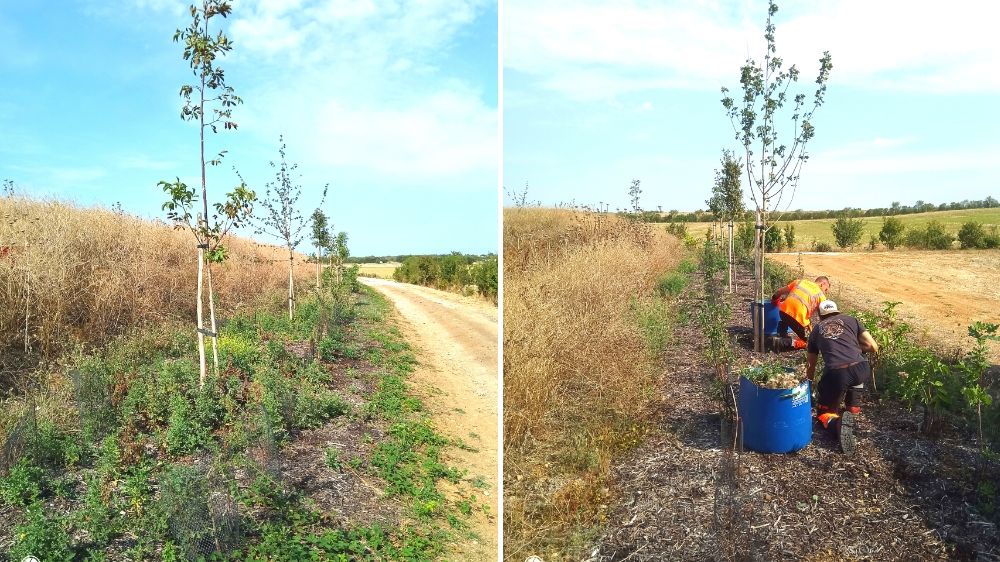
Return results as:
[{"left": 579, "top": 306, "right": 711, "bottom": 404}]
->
[
  {"left": 0, "top": 196, "right": 311, "bottom": 383},
  {"left": 503, "top": 207, "right": 684, "bottom": 560}
]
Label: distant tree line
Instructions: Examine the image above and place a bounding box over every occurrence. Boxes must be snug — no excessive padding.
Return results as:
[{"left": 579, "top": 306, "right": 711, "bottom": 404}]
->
[
  {"left": 636, "top": 196, "right": 999, "bottom": 223},
  {"left": 345, "top": 252, "right": 495, "bottom": 264},
  {"left": 723, "top": 216, "right": 999, "bottom": 253},
  {"left": 392, "top": 252, "right": 498, "bottom": 301}
]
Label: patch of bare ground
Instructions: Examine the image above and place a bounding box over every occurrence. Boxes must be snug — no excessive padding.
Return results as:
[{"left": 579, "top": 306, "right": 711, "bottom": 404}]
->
[
  {"left": 598, "top": 264, "right": 1000, "bottom": 561},
  {"left": 279, "top": 419, "right": 405, "bottom": 527},
  {"left": 769, "top": 250, "right": 1000, "bottom": 362}
]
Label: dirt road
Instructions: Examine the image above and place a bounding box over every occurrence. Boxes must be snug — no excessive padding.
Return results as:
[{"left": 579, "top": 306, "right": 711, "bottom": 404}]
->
[
  {"left": 769, "top": 250, "right": 1000, "bottom": 361},
  {"left": 360, "top": 277, "right": 498, "bottom": 560}
]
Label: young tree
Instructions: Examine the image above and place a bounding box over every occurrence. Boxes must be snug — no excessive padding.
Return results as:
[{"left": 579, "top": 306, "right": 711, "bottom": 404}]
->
[
  {"left": 310, "top": 208, "right": 331, "bottom": 287},
  {"left": 254, "top": 138, "right": 328, "bottom": 319},
  {"left": 879, "top": 216, "right": 905, "bottom": 249},
  {"left": 832, "top": 214, "right": 864, "bottom": 248},
  {"left": 707, "top": 150, "right": 744, "bottom": 292},
  {"left": 721, "top": 0, "right": 832, "bottom": 351},
  {"left": 628, "top": 179, "right": 642, "bottom": 214},
  {"left": 330, "top": 231, "right": 349, "bottom": 285},
  {"left": 160, "top": 0, "right": 253, "bottom": 386},
  {"left": 783, "top": 223, "right": 795, "bottom": 249}
]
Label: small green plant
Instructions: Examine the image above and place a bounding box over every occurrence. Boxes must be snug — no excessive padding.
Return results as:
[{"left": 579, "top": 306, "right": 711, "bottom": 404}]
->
[
  {"left": 79, "top": 474, "right": 115, "bottom": 546},
  {"left": 10, "top": 502, "right": 74, "bottom": 562},
  {"left": 783, "top": 224, "right": 795, "bottom": 249},
  {"left": 324, "top": 446, "right": 342, "bottom": 471},
  {"left": 958, "top": 322, "right": 999, "bottom": 450},
  {"left": 0, "top": 458, "right": 45, "bottom": 506},
  {"left": 656, "top": 271, "right": 688, "bottom": 298},
  {"left": 165, "top": 394, "right": 211, "bottom": 455},
  {"left": 811, "top": 239, "right": 833, "bottom": 252}
]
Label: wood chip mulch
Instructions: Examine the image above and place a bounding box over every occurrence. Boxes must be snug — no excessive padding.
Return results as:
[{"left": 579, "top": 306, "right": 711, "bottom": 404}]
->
[{"left": 596, "top": 266, "right": 1000, "bottom": 562}]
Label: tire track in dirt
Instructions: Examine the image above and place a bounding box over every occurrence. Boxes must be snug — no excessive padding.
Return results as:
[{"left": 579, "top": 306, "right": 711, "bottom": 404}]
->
[{"left": 360, "top": 277, "right": 498, "bottom": 561}]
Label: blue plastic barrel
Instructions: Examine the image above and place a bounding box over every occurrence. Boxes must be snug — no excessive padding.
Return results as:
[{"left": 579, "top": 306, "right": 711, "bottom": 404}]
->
[
  {"left": 738, "top": 376, "right": 812, "bottom": 453},
  {"left": 749, "top": 300, "right": 790, "bottom": 336}
]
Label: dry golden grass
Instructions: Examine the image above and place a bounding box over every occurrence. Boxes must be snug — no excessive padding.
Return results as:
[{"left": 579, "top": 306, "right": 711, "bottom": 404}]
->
[
  {"left": 503, "top": 207, "right": 684, "bottom": 560},
  {"left": 0, "top": 196, "right": 312, "bottom": 376},
  {"left": 357, "top": 262, "right": 400, "bottom": 279}
]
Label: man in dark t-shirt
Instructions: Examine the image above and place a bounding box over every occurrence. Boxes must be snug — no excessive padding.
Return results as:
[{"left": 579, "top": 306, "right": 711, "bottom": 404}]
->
[{"left": 806, "top": 300, "right": 880, "bottom": 455}]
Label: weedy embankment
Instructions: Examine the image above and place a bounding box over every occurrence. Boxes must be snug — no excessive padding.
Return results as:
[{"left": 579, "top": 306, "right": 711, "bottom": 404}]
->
[
  {"left": 0, "top": 196, "right": 311, "bottom": 383},
  {"left": 503, "top": 208, "right": 685, "bottom": 560}
]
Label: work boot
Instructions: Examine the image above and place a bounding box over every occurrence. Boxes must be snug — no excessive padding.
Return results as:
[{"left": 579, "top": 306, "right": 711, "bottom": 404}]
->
[{"left": 838, "top": 411, "right": 857, "bottom": 456}]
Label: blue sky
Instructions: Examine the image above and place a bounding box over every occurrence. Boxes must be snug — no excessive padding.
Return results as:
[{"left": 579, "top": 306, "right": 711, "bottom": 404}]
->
[
  {"left": 504, "top": 0, "right": 999, "bottom": 213},
  {"left": 1, "top": 0, "right": 498, "bottom": 256}
]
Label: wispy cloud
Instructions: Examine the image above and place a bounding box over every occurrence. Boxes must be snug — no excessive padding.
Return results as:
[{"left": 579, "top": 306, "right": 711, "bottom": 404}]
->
[
  {"left": 228, "top": 0, "right": 496, "bottom": 182},
  {"left": 506, "top": 0, "right": 1000, "bottom": 99}
]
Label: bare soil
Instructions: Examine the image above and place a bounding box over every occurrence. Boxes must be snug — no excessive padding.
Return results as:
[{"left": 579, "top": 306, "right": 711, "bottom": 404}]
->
[
  {"left": 596, "top": 264, "right": 1000, "bottom": 561},
  {"left": 360, "top": 278, "right": 499, "bottom": 561},
  {"left": 769, "top": 250, "right": 1000, "bottom": 362}
]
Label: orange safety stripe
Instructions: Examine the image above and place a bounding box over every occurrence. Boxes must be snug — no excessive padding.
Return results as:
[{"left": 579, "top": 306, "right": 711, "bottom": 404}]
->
[
  {"left": 818, "top": 412, "right": 839, "bottom": 429},
  {"left": 778, "top": 279, "right": 826, "bottom": 325}
]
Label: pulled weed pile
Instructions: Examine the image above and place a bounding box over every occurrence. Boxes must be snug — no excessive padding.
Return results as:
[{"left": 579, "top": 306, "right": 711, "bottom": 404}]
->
[
  {"left": 0, "top": 196, "right": 312, "bottom": 381},
  {"left": 503, "top": 207, "right": 684, "bottom": 560}
]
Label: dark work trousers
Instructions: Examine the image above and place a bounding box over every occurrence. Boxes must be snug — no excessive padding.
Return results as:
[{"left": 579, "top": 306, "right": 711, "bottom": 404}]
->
[
  {"left": 777, "top": 311, "right": 808, "bottom": 341},
  {"left": 817, "top": 361, "right": 871, "bottom": 412}
]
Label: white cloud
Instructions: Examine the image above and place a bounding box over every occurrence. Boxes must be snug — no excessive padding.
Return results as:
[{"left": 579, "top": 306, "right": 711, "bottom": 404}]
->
[
  {"left": 226, "top": 0, "right": 496, "bottom": 182},
  {"left": 246, "top": 86, "right": 496, "bottom": 180},
  {"left": 505, "top": 0, "right": 1000, "bottom": 99},
  {"left": 810, "top": 142, "right": 1000, "bottom": 176}
]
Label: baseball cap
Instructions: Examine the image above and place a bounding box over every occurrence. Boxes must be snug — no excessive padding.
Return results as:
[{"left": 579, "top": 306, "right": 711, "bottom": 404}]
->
[{"left": 819, "top": 300, "right": 839, "bottom": 316}]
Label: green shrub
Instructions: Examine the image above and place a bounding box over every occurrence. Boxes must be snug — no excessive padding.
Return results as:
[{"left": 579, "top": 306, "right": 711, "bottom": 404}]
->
[
  {"left": 72, "top": 357, "right": 116, "bottom": 443},
  {"left": 832, "top": 215, "right": 865, "bottom": 248},
  {"left": 783, "top": 224, "right": 796, "bottom": 249},
  {"left": 879, "top": 217, "right": 905, "bottom": 249},
  {"left": 30, "top": 420, "right": 82, "bottom": 469},
  {"left": 958, "top": 221, "right": 986, "bottom": 249},
  {"left": 294, "top": 387, "right": 350, "bottom": 429},
  {"left": 0, "top": 458, "right": 45, "bottom": 506},
  {"left": 764, "top": 226, "right": 784, "bottom": 252},
  {"left": 78, "top": 474, "right": 115, "bottom": 546},
  {"left": 655, "top": 272, "right": 687, "bottom": 298},
  {"left": 219, "top": 333, "right": 261, "bottom": 373},
  {"left": 984, "top": 226, "right": 1000, "bottom": 249},
  {"left": 811, "top": 239, "right": 833, "bottom": 252},
  {"left": 10, "top": 502, "right": 74, "bottom": 562},
  {"left": 165, "top": 394, "right": 211, "bottom": 456},
  {"left": 904, "top": 220, "right": 955, "bottom": 249},
  {"left": 665, "top": 222, "right": 687, "bottom": 237}
]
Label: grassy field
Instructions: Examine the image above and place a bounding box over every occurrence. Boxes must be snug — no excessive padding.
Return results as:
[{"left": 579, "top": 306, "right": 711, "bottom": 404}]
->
[
  {"left": 681, "top": 207, "right": 1000, "bottom": 250},
  {"left": 357, "top": 262, "right": 400, "bottom": 279},
  {"left": 503, "top": 208, "right": 684, "bottom": 560}
]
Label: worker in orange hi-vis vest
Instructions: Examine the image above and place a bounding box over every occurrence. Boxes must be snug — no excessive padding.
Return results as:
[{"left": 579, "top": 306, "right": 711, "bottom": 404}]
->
[{"left": 770, "top": 275, "right": 829, "bottom": 349}]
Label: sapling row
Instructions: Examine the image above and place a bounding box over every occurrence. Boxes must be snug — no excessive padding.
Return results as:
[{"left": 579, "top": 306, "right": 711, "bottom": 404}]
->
[{"left": 159, "top": 2, "right": 338, "bottom": 386}]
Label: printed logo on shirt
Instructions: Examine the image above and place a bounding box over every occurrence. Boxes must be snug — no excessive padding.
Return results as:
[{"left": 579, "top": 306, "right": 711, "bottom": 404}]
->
[{"left": 819, "top": 318, "right": 846, "bottom": 340}]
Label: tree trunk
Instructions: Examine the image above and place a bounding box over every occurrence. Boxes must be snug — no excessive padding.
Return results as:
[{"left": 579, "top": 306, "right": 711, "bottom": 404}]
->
[
  {"left": 197, "top": 247, "right": 207, "bottom": 387},
  {"left": 316, "top": 248, "right": 321, "bottom": 288},
  {"left": 754, "top": 210, "right": 765, "bottom": 352},
  {"left": 206, "top": 261, "right": 220, "bottom": 375},
  {"left": 23, "top": 269, "right": 30, "bottom": 353},
  {"left": 728, "top": 220, "right": 735, "bottom": 294},
  {"left": 288, "top": 249, "right": 294, "bottom": 320}
]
